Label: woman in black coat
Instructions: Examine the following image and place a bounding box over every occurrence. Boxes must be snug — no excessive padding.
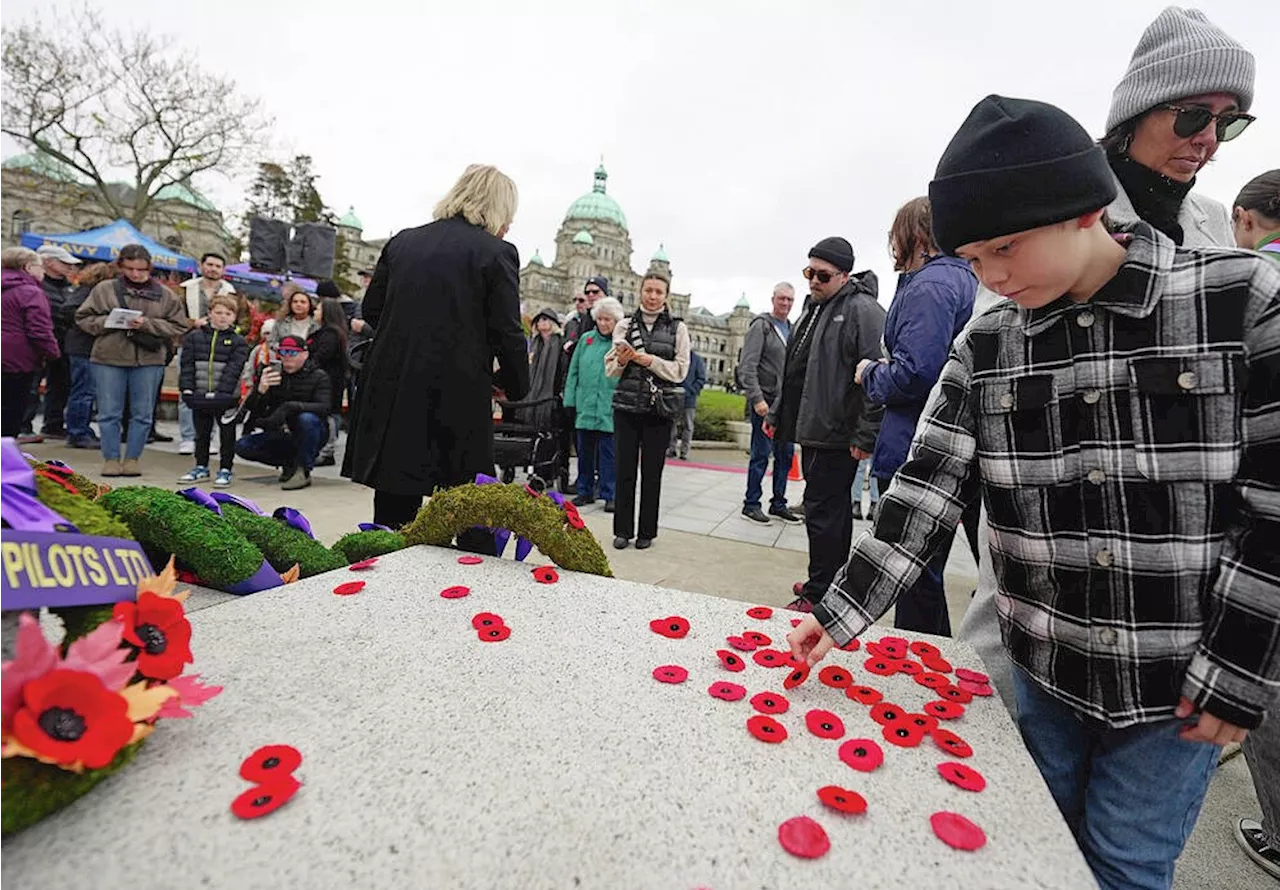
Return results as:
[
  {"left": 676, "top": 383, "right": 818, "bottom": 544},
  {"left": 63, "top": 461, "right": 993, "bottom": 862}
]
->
[
  {"left": 306, "top": 296, "right": 350, "bottom": 466},
  {"left": 342, "top": 164, "right": 530, "bottom": 531}
]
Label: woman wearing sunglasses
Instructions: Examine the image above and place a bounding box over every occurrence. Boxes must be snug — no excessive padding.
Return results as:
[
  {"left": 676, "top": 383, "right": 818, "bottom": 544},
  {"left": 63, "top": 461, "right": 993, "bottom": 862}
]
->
[{"left": 1100, "top": 6, "right": 1255, "bottom": 245}]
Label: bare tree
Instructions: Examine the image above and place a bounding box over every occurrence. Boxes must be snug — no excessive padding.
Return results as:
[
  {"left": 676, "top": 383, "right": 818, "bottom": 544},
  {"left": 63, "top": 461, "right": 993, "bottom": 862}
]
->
[{"left": 2, "top": 4, "right": 269, "bottom": 227}]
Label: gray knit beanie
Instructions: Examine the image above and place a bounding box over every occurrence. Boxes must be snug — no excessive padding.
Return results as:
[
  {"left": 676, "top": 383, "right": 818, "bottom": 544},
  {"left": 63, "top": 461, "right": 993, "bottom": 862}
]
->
[{"left": 1106, "top": 6, "right": 1254, "bottom": 133}]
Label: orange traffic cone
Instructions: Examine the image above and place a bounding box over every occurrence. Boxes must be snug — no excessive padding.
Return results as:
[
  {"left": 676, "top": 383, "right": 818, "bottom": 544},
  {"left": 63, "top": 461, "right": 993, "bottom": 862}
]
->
[{"left": 788, "top": 451, "right": 803, "bottom": 481}]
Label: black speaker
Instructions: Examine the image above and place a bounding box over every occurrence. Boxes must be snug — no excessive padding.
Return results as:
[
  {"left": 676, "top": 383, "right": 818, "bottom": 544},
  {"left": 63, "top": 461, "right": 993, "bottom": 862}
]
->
[
  {"left": 248, "top": 217, "right": 289, "bottom": 271},
  {"left": 289, "top": 223, "right": 336, "bottom": 279}
]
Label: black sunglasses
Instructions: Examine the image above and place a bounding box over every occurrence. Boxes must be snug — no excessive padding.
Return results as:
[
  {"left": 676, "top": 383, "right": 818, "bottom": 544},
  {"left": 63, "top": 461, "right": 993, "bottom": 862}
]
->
[
  {"left": 802, "top": 266, "right": 835, "bottom": 284},
  {"left": 583, "top": 288, "right": 602, "bottom": 296},
  {"left": 1160, "top": 104, "right": 1255, "bottom": 142}
]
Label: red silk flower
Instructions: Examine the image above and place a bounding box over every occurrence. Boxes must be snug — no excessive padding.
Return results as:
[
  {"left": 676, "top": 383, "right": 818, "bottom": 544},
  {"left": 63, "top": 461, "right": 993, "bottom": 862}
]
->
[{"left": 112, "top": 591, "right": 193, "bottom": 680}]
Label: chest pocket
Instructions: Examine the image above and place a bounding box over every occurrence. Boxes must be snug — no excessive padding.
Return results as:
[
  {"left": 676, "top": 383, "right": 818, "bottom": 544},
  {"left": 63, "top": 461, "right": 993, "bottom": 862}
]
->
[
  {"left": 1128, "top": 354, "right": 1244, "bottom": 482},
  {"left": 975, "top": 373, "right": 1066, "bottom": 487}
]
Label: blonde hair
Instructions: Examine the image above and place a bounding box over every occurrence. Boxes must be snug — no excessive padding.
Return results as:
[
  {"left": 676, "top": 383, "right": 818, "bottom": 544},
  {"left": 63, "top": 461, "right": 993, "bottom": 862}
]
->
[
  {"left": 1, "top": 247, "right": 40, "bottom": 271},
  {"left": 433, "top": 164, "right": 518, "bottom": 237},
  {"left": 208, "top": 294, "right": 239, "bottom": 315}
]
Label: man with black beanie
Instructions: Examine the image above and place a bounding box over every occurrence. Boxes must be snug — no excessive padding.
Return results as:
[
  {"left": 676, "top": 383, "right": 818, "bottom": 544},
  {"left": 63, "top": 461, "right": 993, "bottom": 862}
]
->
[{"left": 767, "top": 236, "right": 885, "bottom": 613}]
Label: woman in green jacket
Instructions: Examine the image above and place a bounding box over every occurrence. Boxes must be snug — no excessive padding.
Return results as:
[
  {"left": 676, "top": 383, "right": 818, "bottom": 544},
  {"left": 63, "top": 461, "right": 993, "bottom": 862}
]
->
[{"left": 565, "top": 296, "right": 623, "bottom": 511}]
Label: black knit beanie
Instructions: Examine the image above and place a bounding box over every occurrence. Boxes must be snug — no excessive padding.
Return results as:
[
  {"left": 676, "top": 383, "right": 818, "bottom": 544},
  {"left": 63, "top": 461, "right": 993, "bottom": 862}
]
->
[
  {"left": 808, "top": 236, "right": 855, "bottom": 273},
  {"left": 929, "top": 95, "right": 1117, "bottom": 255}
]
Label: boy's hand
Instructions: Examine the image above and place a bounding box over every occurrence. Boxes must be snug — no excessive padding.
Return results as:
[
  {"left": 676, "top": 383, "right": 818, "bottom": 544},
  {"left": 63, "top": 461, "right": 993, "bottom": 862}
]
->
[
  {"left": 1175, "top": 697, "right": 1249, "bottom": 745},
  {"left": 787, "top": 615, "right": 836, "bottom": 667}
]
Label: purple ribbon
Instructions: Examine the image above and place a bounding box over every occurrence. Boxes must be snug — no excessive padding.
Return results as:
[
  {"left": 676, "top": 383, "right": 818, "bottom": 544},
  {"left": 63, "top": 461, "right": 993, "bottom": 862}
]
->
[
  {"left": 514, "top": 536, "right": 533, "bottom": 562},
  {"left": 1, "top": 439, "right": 77, "bottom": 533},
  {"left": 1, "top": 530, "right": 151, "bottom": 610},
  {"left": 210, "top": 492, "right": 267, "bottom": 515},
  {"left": 359, "top": 522, "right": 392, "bottom": 533},
  {"left": 545, "top": 490, "right": 565, "bottom": 508},
  {"left": 223, "top": 558, "right": 284, "bottom": 595},
  {"left": 273, "top": 506, "right": 315, "bottom": 539},
  {"left": 178, "top": 487, "right": 222, "bottom": 515}
]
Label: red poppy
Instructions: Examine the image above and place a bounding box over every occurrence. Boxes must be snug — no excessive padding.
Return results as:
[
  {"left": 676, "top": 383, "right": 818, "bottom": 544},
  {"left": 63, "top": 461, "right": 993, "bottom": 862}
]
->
[
  {"left": 877, "top": 636, "right": 909, "bottom": 659},
  {"left": 649, "top": 616, "right": 690, "bottom": 639},
  {"left": 930, "top": 811, "right": 987, "bottom": 851},
  {"left": 954, "top": 668, "right": 989, "bottom": 684},
  {"left": 439, "top": 585, "right": 470, "bottom": 599},
  {"left": 838, "top": 737, "right": 884, "bottom": 772},
  {"left": 909, "top": 640, "right": 941, "bottom": 659},
  {"left": 348, "top": 557, "right": 378, "bottom": 571},
  {"left": 10, "top": 670, "right": 133, "bottom": 769},
  {"left": 922, "top": 654, "right": 953, "bottom": 673},
  {"left": 931, "top": 728, "right": 974, "bottom": 758},
  {"left": 790, "top": 618, "right": 803, "bottom": 627},
  {"left": 746, "top": 606, "right": 773, "bottom": 620},
  {"left": 742, "top": 630, "right": 773, "bottom": 647},
  {"left": 749, "top": 691, "right": 789, "bottom": 715},
  {"left": 473, "top": 612, "right": 505, "bottom": 630},
  {"left": 456, "top": 555, "right": 484, "bottom": 565},
  {"left": 708, "top": 681, "right": 747, "bottom": 702},
  {"left": 652, "top": 665, "right": 688, "bottom": 684},
  {"left": 782, "top": 665, "right": 810, "bottom": 690},
  {"left": 112, "top": 591, "right": 193, "bottom": 680},
  {"left": 914, "top": 671, "right": 951, "bottom": 690},
  {"left": 957, "top": 679, "right": 994, "bottom": 697},
  {"left": 333, "top": 580, "right": 367, "bottom": 596},
  {"left": 838, "top": 638, "right": 862, "bottom": 652},
  {"left": 752, "top": 649, "right": 787, "bottom": 668},
  {"left": 230, "top": 776, "right": 302, "bottom": 820},
  {"left": 561, "top": 501, "right": 585, "bottom": 530},
  {"left": 846, "top": 685, "right": 884, "bottom": 705},
  {"left": 532, "top": 565, "right": 559, "bottom": 584},
  {"left": 716, "top": 650, "right": 746, "bottom": 672},
  {"left": 896, "top": 660, "right": 923, "bottom": 676},
  {"left": 938, "top": 761, "right": 986, "bottom": 792},
  {"left": 479, "top": 625, "right": 511, "bottom": 642},
  {"left": 818, "top": 666, "right": 853, "bottom": 689},
  {"left": 869, "top": 702, "right": 905, "bottom": 725},
  {"left": 817, "top": 785, "right": 867, "bottom": 815},
  {"left": 240, "top": 744, "right": 302, "bottom": 783},
  {"left": 778, "top": 815, "right": 830, "bottom": 859},
  {"left": 882, "top": 722, "right": 926, "bottom": 748},
  {"left": 725, "top": 635, "right": 757, "bottom": 652},
  {"left": 746, "top": 714, "right": 788, "bottom": 743},
  {"left": 804, "top": 709, "right": 845, "bottom": 740},
  {"left": 864, "top": 657, "right": 899, "bottom": 676},
  {"left": 937, "top": 685, "right": 973, "bottom": 704},
  {"left": 863, "top": 640, "right": 886, "bottom": 659},
  {"left": 904, "top": 712, "right": 939, "bottom": 733},
  {"left": 925, "top": 700, "right": 966, "bottom": 720}
]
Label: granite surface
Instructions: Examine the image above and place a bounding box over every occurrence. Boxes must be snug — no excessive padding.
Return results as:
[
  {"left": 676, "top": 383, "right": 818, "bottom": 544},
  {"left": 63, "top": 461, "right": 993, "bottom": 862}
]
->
[{"left": 1, "top": 546, "right": 1098, "bottom": 889}]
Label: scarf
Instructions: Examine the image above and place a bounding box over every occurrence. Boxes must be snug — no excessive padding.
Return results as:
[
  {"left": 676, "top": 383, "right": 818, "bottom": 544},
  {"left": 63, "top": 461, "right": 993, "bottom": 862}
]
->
[{"left": 1108, "top": 153, "right": 1194, "bottom": 245}]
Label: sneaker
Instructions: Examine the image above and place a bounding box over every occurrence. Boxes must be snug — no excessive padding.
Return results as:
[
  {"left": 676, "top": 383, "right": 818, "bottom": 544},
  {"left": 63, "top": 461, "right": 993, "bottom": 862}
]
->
[
  {"left": 149, "top": 430, "right": 174, "bottom": 443},
  {"left": 278, "top": 465, "right": 297, "bottom": 483},
  {"left": 742, "top": 506, "right": 771, "bottom": 525},
  {"left": 768, "top": 505, "right": 803, "bottom": 524},
  {"left": 571, "top": 494, "right": 596, "bottom": 507},
  {"left": 314, "top": 453, "right": 336, "bottom": 467},
  {"left": 178, "top": 466, "right": 210, "bottom": 483},
  {"left": 603, "top": 500, "right": 615, "bottom": 513},
  {"left": 16, "top": 433, "right": 44, "bottom": 445},
  {"left": 636, "top": 537, "right": 653, "bottom": 550},
  {"left": 1234, "top": 818, "right": 1280, "bottom": 879},
  {"left": 214, "top": 469, "right": 233, "bottom": 487},
  {"left": 783, "top": 596, "right": 815, "bottom": 614},
  {"left": 67, "top": 435, "right": 100, "bottom": 449},
  {"left": 178, "top": 440, "right": 195, "bottom": 455},
  {"left": 281, "top": 469, "right": 312, "bottom": 491},
  {"left": 613, "top": 536, "right": 631, "bottom": 550}
]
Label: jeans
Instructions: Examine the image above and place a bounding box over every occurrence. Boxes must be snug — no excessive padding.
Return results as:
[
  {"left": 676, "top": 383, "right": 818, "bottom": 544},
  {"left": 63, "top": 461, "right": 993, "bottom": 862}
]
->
[
  {"left": 193, "top": 409, "right": 237, "bottom": 471},
  {"left": 852, "top": 458, "right": 879, "bottom": 509},
  {"left": 1242, "top": 714, "right": 1280, "bottom": 849},
  {"left": 877, "top": 474, "right": 953, "bottom": 637},
  {"left": 744, "top": 410, "right": 794, "bottom": 511},
  {"left": 65, "top": 355, "right": 97, "bottom": 440},
  {"left": 613, "top": 409, "right": 672, "bottom": 540},
  {"left": 1, "top": 371, "right": 37, "bottom": 437},
  {"left": 93, "top": 363, "right": 165, "bottom": 460},
  {"left": 799, "top": 447, "right": 857, "bottom": 603},
  {"left": 576, "top": 429, "right": 615, "bottom": 500},
  {"left": 234, "top": 412, "right": 328, "bottom": 472},
  {"left": 1013, "top": 667, "right": 1219, "bottom": 890},
  {"left": 669, "top": 406, "right": 696, "bottom": 457}
]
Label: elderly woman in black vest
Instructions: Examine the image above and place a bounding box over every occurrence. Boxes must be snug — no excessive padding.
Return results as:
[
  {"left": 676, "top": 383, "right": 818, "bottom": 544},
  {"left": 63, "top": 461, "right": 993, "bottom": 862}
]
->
[{"left": 606, "top": 270, "right": 690, "bottom": 551}]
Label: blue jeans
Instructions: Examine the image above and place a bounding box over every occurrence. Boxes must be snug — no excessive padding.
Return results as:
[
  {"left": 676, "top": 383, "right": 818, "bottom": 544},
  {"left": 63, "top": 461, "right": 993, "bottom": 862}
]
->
[
  {"left": 92, "top": 363, "right": 165, "bottom": 460},
  {"left": 65, "top": 354, "right": 97, "bottom": 440},
  {"left": 576, "top": 429, "right": 615, "bottom": 500},
  {"left": 744, "top": 410, "right": 794, "bottom": 511},
  {"left": 1013, "top": 668, "right": 1219, "bottom": 890},
  {"left": 852, "top": 458, "right": 879, "bottom": 506},
  {"left": 176, "top": 347, "right": 196, "bottom": 443},
  {"left": 234, "top": 412, "right": 328, "bottom": 472}
]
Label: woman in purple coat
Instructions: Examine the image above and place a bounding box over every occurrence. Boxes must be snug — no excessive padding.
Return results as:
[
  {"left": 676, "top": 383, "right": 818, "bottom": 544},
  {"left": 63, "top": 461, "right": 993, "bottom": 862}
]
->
[{"left": 1, "top": 247, "right": 60, "bottom": 437}]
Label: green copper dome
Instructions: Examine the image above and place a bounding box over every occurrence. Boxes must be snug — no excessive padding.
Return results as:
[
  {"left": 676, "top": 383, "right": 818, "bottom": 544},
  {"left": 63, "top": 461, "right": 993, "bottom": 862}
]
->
[
  {"left": 572, "top": 229, "right": 594, "bottom": 245},
  {"left": 338, "top": 206, "right": 363, "bottom": 230},
  {"left": 564, "top": 164, "right": 628, "bottom": 230},
  {"left": 530, "top": 249, "right": 544, "bottom": 266},
  {"left": 651, "top": 243, "right": 669, "bottom": 263},
  {"left": 735, "top": 293, "right": 751, "bottom": 309}
]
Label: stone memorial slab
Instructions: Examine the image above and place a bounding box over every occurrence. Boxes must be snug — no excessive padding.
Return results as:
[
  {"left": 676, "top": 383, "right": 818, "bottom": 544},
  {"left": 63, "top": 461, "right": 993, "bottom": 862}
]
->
[{"left": 2, "top": 546, "right": 1096, "bottom": 888}]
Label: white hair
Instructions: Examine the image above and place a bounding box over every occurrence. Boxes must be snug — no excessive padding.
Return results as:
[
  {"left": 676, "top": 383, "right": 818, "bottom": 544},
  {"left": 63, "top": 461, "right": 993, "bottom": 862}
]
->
[
  {"left": 773, "top": 281, "right": 796, "bottom": 296},
  {"left": 591, "top": 296, "right": 625, "bottom": 322}
]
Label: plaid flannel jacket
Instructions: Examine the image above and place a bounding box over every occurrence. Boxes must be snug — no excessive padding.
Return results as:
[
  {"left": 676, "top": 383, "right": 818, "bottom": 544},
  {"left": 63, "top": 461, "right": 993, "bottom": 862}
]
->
[{"left": 814, "top": 225, "right": 1280, "bottom": 729}]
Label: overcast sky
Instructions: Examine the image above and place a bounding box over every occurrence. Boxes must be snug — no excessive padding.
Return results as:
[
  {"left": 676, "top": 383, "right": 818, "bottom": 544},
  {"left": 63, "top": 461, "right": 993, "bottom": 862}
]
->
[{"left": 4, "top": 1, "right": 1274, "bottom": 314}]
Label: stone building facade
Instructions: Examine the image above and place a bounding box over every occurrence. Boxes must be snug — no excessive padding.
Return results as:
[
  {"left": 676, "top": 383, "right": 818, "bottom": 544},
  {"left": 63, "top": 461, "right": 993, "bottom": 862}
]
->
[
  {"left": 336, "top": 206, "right": 387, "bottom": 281},
  {"left": 518, "top": 164, "right": 752, "bottom": 386},
  {"left": 1, "top": 153, "right": 235, "bottom": 262}
]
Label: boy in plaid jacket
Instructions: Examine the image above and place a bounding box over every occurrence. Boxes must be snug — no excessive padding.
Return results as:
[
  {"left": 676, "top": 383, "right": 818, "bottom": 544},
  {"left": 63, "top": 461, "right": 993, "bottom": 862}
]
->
[{"left": 789, "top": 96, "right": 1280, "bottom": 890}]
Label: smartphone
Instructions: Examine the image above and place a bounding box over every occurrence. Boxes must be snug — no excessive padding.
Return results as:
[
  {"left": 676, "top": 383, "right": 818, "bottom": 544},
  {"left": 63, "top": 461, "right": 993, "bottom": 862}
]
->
[{"left": 268, "top": 360, "right": 283, "bottom": 377}]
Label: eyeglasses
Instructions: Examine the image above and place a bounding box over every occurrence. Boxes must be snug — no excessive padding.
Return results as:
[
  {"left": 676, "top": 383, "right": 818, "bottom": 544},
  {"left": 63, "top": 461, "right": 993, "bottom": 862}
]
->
[
  {"left": 278, "top": 349, "right": 303, "bottom": 358},
  {"left": 583, "top": 288, "right": 602, "bottom": 296},
  {"left": 802, "top": 266, "right": 835, "bottom": 284},
  {"left": 574, "top": 297, "right": 588, "bottom": 304},
  {"left": 1159, "top": 104, "right": 1255, "bottom": 142}
]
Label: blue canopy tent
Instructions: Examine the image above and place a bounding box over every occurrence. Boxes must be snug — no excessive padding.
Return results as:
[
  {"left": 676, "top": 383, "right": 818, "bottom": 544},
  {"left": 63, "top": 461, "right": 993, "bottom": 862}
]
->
[
  {"left": 20, "top": 219, "right": 197, "bottom": 274},
  {"left": 222, "top": 264, "right": 317, "bottom": 303}
]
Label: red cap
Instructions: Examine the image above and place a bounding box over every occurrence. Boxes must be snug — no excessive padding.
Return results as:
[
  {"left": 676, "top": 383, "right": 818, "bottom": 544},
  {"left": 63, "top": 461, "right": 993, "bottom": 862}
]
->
[{"left": 277, "top": 335, "right": 307, "bottom": 351}]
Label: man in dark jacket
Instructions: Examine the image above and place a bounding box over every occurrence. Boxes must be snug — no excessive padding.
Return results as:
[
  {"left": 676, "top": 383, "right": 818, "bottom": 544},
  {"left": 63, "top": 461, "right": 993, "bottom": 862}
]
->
[
  {"left": 24, "top": 246, "right": 81, "bottom": 437},
  {"left": 767, "top": 237, "right": 886, "bottom": 612},
  {"left": 667, "top": 348, "right": 705, "bottom": 460},
  {"left": 235, "top": 334, "right": 330, "bottom": 490},
  {"left": 740, "top": 283, "right": 800, "bottom": 524}
]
